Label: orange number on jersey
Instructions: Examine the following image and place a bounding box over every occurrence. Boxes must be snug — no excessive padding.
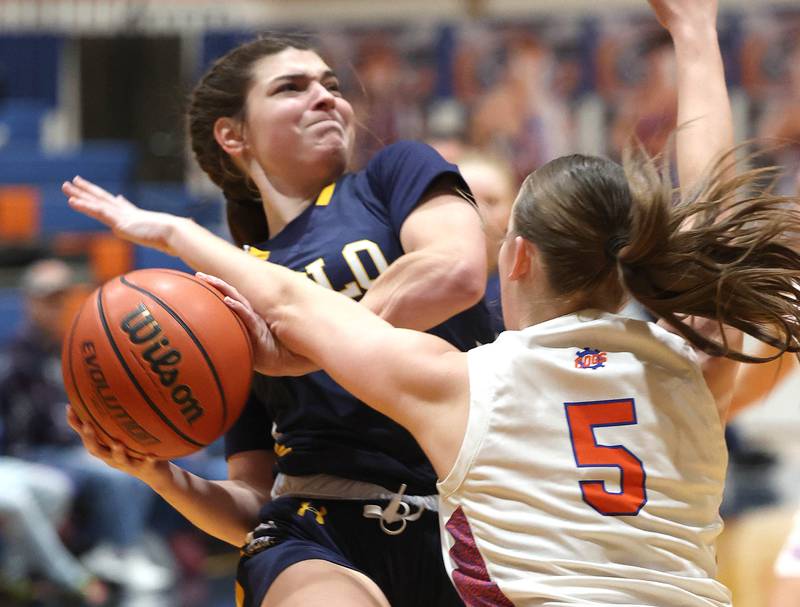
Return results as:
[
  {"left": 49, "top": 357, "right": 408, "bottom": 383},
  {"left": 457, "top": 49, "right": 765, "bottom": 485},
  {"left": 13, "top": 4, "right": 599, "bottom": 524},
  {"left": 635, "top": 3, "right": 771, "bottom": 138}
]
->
[{"left": 564, "top": 399, "right": 647, "bottom": 516}]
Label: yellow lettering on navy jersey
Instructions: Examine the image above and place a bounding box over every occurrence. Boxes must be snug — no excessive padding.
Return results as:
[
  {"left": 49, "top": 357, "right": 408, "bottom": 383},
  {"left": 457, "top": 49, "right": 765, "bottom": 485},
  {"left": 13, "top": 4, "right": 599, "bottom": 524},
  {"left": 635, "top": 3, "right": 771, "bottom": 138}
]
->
[
  {"left": 304, "top": 239, "right": 390, "bottom": 300},
  {"left": 248, "top": 237, "right": 390, "bottom": 301},
  {"left": 305, "top": 258, "right": 361, "bottom": 298},
  {"left": 297, "top": 501, "right": 327, "bottom": 524},
  {"left": 245, "top": 245, "right": 270, "bottom": 261},
  {"left": 342, "top": 239, "right": 389, "bottom": 291},
  {"left": 274, "top": 443, "right": 293, "bottom": 457},
  {"left": 315, "top": 183, "right": 336, "bottom": 206}
]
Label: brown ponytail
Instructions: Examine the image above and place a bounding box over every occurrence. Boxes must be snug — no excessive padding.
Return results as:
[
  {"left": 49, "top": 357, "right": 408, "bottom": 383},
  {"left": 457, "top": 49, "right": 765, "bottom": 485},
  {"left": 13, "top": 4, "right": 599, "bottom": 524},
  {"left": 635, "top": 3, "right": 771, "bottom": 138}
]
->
[
  {"left": 619, "top": 146, "right": 800, "bottom": 362},
  {"left": 512, "top": 147, "right": 800, "bottom": 362}
]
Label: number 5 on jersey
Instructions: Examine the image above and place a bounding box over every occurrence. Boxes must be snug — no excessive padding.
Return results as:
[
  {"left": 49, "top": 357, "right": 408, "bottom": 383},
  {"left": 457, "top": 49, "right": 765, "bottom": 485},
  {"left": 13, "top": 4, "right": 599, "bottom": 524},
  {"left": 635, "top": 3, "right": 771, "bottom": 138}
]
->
[{"left": 564, "top": 399, "right": 647, "bottom": 516}]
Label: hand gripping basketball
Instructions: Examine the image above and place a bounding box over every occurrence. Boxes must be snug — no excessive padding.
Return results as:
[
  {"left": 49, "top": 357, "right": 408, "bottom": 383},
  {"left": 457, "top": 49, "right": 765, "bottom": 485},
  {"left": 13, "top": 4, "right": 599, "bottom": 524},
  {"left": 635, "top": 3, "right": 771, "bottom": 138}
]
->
[
  {"left": 195, "top": 272, "right": 317, "bottom": 377},
  {"left": 62, "top": 269, "right": 254, "bottom": 459}
]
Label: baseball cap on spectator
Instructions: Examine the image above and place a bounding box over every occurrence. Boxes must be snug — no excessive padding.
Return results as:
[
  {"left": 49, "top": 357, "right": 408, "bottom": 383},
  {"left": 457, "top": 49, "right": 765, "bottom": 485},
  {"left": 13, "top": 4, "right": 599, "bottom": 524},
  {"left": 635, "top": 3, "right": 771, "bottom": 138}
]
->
[{"left": 20, "top": 259, "right": 75, "bottom": 298}]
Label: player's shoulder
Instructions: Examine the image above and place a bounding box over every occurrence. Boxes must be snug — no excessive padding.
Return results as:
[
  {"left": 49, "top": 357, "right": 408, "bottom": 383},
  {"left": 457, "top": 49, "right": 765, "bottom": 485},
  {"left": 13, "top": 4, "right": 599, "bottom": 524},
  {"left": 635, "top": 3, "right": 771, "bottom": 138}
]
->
[
  {"left": 495, "top": 312, "right": 698, "bottom": 368},
  {"left": 367, "top": 140, "right": 443, "bottom": 171},
  {"left": 377, "top": 139, "right": 437, "bottom": 157}
]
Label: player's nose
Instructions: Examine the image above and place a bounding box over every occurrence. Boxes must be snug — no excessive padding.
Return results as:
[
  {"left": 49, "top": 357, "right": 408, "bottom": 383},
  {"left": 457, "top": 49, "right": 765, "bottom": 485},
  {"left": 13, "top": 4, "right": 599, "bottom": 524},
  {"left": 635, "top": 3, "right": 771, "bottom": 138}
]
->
[{"left": 309, "top": 81, "right": 336, "bottom": 111}]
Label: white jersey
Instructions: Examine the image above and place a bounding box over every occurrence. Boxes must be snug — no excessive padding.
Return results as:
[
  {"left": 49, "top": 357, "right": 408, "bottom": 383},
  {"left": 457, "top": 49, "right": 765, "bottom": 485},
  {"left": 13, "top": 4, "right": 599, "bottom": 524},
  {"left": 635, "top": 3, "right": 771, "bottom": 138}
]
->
[{"left": 437, "top": 310, "right": 731, "bottom": 607}]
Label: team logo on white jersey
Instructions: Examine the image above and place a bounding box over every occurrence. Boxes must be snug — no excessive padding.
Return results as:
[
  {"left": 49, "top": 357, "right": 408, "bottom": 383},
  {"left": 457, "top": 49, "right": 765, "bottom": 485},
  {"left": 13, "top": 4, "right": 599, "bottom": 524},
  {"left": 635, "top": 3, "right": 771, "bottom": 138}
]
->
[{"left": 574, "top": 347, "right": 607, "bottom": 370}]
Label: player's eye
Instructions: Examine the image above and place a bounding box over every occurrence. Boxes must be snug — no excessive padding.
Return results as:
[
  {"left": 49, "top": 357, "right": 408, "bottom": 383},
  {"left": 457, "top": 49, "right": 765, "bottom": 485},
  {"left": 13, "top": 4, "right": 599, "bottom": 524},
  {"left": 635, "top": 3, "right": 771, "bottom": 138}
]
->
[
  {"left": 325, "top": 81, "right": 342, "bottom": 95},
  {"left": 275, "top": 82, "right": 301, "bottom": 93}
]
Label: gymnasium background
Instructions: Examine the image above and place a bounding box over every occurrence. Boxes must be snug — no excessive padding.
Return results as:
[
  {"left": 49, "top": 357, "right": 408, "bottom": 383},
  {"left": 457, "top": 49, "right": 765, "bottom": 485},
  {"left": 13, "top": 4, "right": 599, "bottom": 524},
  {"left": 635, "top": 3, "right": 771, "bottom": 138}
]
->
[{"left": 0, "top": 1, "right": 797, "bottom": 606}]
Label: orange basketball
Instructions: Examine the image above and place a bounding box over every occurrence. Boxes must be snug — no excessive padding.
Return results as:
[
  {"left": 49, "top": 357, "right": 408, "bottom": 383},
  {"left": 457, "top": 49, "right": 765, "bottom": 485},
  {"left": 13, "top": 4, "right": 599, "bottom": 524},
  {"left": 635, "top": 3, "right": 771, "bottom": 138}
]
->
[{"left": 62, "top": 268, "right": 253, "bottom": 459}]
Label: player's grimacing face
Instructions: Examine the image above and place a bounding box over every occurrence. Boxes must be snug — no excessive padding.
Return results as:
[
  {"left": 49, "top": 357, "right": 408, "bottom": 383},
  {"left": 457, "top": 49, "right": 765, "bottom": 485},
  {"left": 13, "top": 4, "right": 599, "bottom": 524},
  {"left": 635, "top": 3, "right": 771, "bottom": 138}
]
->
[{"left": 242, "top": 48, "right": 355, "bottom": 174}]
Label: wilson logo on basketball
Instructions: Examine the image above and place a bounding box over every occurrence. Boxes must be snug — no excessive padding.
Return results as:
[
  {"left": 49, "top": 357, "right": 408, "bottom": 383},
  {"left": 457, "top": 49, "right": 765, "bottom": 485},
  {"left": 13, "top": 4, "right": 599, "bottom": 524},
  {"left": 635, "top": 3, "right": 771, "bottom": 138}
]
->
[
  {"left": 575, "top": 347, "right": 607, "bottom": 370},
  {"left": 80, "top": 341, "right": 161, "bottom": 446},
  {"left": 120, "top": 303, "right": 205, "bottom": 424}
]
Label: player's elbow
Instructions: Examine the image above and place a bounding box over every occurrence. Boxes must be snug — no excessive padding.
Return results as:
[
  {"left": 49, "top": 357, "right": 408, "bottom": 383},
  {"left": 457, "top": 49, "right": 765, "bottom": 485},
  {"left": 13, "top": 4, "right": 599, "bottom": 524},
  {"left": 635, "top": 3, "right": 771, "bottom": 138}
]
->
[{"left": 444, "top": 254, "right": 487, "bottom": 309}]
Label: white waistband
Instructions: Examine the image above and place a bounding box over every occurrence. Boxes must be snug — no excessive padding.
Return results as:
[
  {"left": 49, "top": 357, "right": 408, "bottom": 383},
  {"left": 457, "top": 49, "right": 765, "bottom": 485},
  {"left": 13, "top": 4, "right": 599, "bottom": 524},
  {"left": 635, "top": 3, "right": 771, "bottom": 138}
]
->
[{"left": 270, "top": 473, "right": 439, "bottom": 511}]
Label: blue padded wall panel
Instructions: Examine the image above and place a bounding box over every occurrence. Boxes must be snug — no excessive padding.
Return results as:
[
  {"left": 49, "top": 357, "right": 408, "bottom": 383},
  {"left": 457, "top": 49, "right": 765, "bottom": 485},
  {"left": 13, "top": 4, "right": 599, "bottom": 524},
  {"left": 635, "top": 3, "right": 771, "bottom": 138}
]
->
[
  {"left": 0, "top": 99, "right": 50, "bottom": 143},
  {"left": 0, "top": 289, "right": 24, "bottom": 346},
  {"left": 39, "top": 182, "right": 129, "bottom": 235},
  {"left": 136, "top": 182, "right": 223, "bottom": 228},
  {"left": 0, "top": 142, "right": 135, "bottom": 185}
]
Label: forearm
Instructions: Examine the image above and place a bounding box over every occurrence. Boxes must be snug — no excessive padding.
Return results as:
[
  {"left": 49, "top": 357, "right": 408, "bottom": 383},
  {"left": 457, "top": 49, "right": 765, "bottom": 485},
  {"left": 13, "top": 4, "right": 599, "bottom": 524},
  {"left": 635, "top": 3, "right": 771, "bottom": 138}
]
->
[
  {"left": 165, "top": 217, "right": 288, "bottom": 309},
  {"left": 145, "top": 462, "right": 267, "bottom": 546},
  {"left": 671, "top": 20, "right": 733, "bottom": 190},
  {"left": 359, "top": 249, "right": 485, "bottom": 330},
  {"left": 164, "top": 216, "right": 389, "bottom": 364},
  {"left": 728, "top": 349, "right": 798, "bottom": 419}
]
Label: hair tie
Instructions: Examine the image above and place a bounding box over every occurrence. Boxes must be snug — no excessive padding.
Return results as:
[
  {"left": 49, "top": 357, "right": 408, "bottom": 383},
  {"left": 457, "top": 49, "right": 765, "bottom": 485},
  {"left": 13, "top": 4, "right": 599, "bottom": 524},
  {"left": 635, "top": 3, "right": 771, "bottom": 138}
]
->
[{"left": 605, "top": 234, "right": 630, "bottom": 261}]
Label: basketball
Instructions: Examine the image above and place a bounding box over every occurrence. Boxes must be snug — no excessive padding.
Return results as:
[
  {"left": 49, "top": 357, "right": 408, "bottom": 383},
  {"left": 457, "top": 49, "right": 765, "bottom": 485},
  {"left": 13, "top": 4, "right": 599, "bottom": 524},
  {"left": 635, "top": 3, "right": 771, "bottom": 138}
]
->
[{"left": 61, "top": 268, "right": 254, "bottom": 459}]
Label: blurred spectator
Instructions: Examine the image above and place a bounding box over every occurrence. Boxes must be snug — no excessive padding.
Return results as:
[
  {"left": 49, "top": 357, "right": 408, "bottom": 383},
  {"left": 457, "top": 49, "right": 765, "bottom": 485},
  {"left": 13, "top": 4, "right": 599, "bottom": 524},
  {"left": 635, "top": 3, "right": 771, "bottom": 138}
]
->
[
  {"left": 345, "top": 33, "right": 433, "bottom": 166},
  {"left": 424, "top": 99, "right": 470, "bottom": 165},
  {"left": 457, "top": 151, "right": 518, "bottom": 334},
  {"left": 721, "top": 424, "right": 779, "bottom": 520},
  {"left": 717, "top": 307, "right": 800, "bottom": 607},
  {"left": 469, "top": 32, "right": 574, "bottom": 178},
  {"left": 0, "top": 456, "right": 108, "bottom": 606},
  {"left": 756, "top": 32, "right": 800, "bottom": 195},
  {"left": 0, "top": 259, "right": 173, "bottom": 594},
  {"left": 156, "top": 441, "right": 230, "bottom": 579},
  {"left": 608, "top": 30, "right": 678, "bottom": 159},
  {"left": 748, "top": 170, "right": 800, "bottom": 607}
]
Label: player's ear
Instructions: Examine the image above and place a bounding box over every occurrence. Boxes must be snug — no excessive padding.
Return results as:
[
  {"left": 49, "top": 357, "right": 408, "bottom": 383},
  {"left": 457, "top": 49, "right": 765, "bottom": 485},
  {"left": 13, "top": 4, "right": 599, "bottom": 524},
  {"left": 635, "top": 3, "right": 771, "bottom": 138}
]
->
[
  {"left": 214, "top": 117, "right": 246, "bottom": 158},
  {"left": 507, "top": 235, "right": 533, "bottom": 281}
]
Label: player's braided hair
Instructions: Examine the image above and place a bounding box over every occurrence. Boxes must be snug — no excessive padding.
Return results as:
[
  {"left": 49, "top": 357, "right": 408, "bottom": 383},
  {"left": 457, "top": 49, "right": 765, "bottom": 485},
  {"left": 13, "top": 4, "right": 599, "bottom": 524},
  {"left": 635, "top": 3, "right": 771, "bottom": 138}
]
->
[
  {"left": 186, "top": 34, "right": 314, "bottom": 246},
  {"left": 512, "top": 147, "right": 800, "bottom": 363}
]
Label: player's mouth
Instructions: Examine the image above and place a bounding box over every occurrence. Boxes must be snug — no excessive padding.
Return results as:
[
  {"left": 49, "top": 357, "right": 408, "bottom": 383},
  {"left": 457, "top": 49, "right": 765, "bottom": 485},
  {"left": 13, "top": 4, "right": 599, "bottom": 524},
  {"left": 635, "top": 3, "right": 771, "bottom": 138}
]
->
[{"left": 308, "top": 118, "right": 344, "bottom": 132}]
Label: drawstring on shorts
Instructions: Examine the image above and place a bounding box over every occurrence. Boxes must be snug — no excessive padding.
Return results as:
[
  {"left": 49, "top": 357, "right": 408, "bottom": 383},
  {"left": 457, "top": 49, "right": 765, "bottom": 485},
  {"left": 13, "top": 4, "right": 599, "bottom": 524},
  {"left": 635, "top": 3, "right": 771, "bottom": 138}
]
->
[{"left": 362, "top": 483, "right": 424, "bottom": 535}]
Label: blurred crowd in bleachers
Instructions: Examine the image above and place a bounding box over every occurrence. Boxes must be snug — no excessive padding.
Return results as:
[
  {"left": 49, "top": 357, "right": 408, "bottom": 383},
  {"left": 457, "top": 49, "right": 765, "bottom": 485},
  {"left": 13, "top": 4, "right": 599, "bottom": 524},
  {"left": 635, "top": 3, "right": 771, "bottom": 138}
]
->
[{"left": 0, "top": 4, "right": 798, "bottom": 607}]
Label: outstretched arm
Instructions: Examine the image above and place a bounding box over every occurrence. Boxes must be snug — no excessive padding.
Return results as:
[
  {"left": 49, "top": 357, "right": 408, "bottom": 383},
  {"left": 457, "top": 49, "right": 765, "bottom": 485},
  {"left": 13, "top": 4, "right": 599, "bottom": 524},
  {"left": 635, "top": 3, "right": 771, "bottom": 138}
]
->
[
  {"left": 728, "top": 346, "right": 799, "bottom": 419},
  {"left": 62, "top": 177, "right": 469, "bottom": 478},
  {"left": 650, "top": 0, "right": 733, "bottom": 190},
  {"left": 651, "top": 0, "right": 741, "bottom": 419}
]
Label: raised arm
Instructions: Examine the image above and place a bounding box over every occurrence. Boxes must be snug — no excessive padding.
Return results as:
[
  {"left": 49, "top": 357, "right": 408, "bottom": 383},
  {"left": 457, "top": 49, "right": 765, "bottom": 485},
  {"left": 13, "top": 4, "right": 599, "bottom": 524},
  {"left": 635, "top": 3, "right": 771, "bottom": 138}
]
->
[
  {"left": 650, "top": 0, "right": 741, "bottom": 419},
  {"left": 649, "top": 0, "right": 733, "bottom": 190}
]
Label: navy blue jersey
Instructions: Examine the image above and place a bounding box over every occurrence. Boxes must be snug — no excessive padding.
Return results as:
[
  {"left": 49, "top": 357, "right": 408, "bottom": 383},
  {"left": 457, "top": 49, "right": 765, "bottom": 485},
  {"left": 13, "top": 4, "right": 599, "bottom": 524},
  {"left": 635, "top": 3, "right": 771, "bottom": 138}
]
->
[
  {"left": 225, "top": 141, "right": 493, "bottom": 495},
  {"left": 485, "top": 272, "right": 505, "bottom": 335}
]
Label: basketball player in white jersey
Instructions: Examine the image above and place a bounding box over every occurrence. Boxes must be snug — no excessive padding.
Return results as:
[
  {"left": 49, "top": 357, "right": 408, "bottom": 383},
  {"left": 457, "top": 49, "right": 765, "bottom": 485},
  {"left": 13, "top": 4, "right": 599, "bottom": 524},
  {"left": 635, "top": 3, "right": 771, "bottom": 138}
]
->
[{"left": 63, "top": 0, "right": 800, "bottom": 605}]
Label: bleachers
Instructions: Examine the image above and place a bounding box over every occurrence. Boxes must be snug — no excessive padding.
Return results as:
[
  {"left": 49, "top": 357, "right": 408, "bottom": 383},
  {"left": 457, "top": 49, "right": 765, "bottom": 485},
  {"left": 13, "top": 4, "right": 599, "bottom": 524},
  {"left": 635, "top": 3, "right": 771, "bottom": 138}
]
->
[
  {"left": 0, "top": 141, "right": 136, "bottom": 184},
  {"left": 0, "top": 98, "right": 138, "bottom": 236},
  {"left": 0, "top": 81, "right": 223, "bottom": 345}
]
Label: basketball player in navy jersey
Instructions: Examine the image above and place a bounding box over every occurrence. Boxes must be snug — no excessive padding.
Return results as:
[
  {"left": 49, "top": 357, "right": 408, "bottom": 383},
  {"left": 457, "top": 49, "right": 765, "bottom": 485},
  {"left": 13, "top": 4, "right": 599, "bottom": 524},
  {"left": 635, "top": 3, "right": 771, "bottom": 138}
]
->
[
  {"left": 219, "top": 139, "right": 493, "bottom": 606},
  {"left": 63, "top": 32, "right": 490, "bottom": 607},
  {"left": 65, "top": 1, "right": 800, "bottom": 605}
]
